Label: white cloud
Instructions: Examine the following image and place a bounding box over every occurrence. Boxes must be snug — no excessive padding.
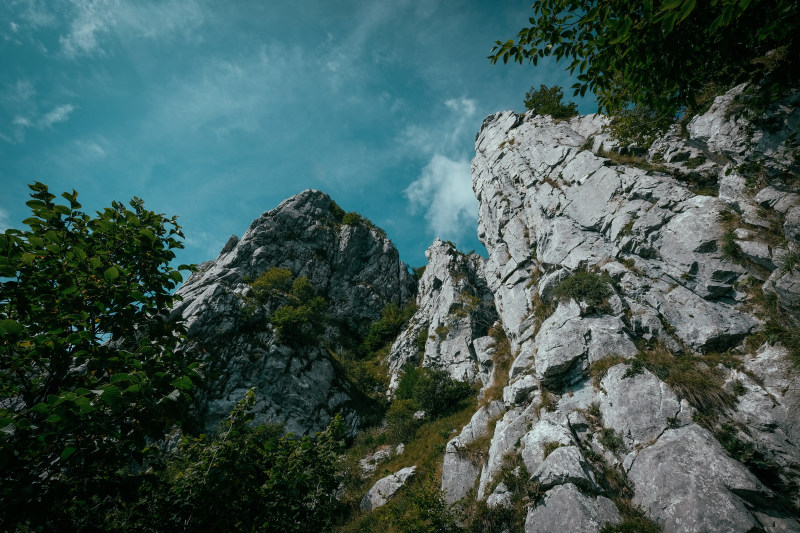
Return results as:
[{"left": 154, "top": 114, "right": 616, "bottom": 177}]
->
[
  {"left": 59, "top": 0, "right": 205, "bottom": 59},
  {"left": 404, "top": 154, "right": 477, "bottom": 240},
  {"left": 39, "top": 104, "right": 74, "bottom": 127}
]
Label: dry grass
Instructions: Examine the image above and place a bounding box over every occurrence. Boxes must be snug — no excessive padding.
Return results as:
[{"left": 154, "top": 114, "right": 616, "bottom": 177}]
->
[
  {"left": 480, "top": 324, "right": 514, "bottom": 405},
  {"left": 631, "top": 345, "right": 736, "bottom": 416},
  {"left": 589, "top": 355, "right": 627, "bottom": 389}
]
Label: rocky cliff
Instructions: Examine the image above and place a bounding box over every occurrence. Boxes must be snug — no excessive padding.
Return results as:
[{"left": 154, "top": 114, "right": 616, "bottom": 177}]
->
[
  {"left": 436, "top": 84, "right": 800, "bottom": 531},
  {"left": 170, "top": 83, "right": 800, "bottom": 531},
  {"left": 171, "top": 190, "right": 415, "bottom": 434}
]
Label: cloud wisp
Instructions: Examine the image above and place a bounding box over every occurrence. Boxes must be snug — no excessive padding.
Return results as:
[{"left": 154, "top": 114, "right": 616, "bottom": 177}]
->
[
  {"left": 403, "top": 96, "right": 480, "bottom": 243},
  {"left": 57, "top": 0, "right": 205, "bottom": 59},
  {"left": 405, "top": 153, "right": 477, "bottom": 242}
]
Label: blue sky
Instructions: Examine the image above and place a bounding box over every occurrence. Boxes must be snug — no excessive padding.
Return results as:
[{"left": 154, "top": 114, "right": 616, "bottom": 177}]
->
[{"left": 0, "top": 0, "right": 595, "bottom": 269}]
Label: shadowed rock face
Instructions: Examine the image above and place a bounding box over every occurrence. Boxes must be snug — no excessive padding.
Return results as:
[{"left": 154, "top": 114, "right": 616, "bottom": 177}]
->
[
  {"left": 172, "top": 189, "right": 416, "bottom": 435},
  {"left": 439, "top": 84, "right": 800, "bottom": 532},
  {"left": 386, "top": 238, "right": 498, "bottom": 391}
]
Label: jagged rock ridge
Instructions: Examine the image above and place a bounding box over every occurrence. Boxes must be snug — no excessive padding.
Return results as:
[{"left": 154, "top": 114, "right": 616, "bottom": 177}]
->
[{"left": 172, "top": 189, "right": 415, "bottom": 435}]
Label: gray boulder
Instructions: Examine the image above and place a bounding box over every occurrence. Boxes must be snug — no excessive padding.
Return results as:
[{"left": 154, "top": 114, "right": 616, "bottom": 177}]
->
[
  {"left": 524, "top": 483, "right": 620, "bottom": 533},
  {"left": 361, "top": 466, "right": 416, "bottom": 511}
]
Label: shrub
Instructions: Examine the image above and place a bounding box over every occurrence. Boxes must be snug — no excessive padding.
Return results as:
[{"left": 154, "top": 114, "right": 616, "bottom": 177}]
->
[
  {"left": 609, "top": 104, "right": 673, "bottom": 149},
  {"left": 412, "top": 368, "right": 474, "bottom": 418},
  {"left": 341, "top": 211, "right": 364, "bottom": 226},
  {"left": 382, "top": 474, "right": 459, "bottom": 533},
  {"left": 360, "top": 302, "right": 416, "bottom": 356},
  {"left": 395, "top": 366, "right": 422, "bottom": 401},
  {"left": 524, "top": 84, "right": 578, "bottom": 118},
  {"left": 385, "top": 399, "right": 421, "bottom": 444},
  {"left": 122, "top": 390, "right": 346, "bottom": 532},
  {"left": 249, "top": 266, "right": 293, "bottom": 300},
  {"left": 551, "top": 270, "right": 614, "bottom": 313},
  {"left": 261, "top": 274, "right": 328, "bottom": 344}
]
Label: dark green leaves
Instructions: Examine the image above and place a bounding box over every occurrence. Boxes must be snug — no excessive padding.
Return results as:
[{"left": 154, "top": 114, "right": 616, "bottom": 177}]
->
[
  {"left": 0, "top": 182, "right": 198, "bottom": 530},
  {"left": 489, "top": 0, "right": 799, "bottom": 118}
]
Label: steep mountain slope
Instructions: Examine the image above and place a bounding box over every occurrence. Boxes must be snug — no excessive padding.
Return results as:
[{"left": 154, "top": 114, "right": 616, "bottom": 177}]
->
[
  {"left": 171, "top": 190, "right": 415, "bottom": 434},
  {"left": 436, "top": 84, "right": 800, "bottom": 531}
]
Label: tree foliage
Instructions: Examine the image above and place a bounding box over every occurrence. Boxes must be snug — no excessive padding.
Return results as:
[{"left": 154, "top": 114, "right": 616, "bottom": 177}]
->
[
  {"left": 524, "top": 84, "right": 578, "bottom": 118},
  {"left": 0, "top": 182, "right": 199, "bottom": 530},
  {"left": 247, "top": 267, "right": 328, "bottom": 344},
  {"left": 121, "top": 389, "right": 346, "bottom": 532},
  {"left": 490, "top": 0, "right": 799, "bottom": 117}
]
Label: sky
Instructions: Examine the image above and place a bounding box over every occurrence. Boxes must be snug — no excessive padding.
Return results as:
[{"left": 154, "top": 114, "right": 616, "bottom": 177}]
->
[{"left": 0, "top": 0, "right": 596, "bottom": 269}]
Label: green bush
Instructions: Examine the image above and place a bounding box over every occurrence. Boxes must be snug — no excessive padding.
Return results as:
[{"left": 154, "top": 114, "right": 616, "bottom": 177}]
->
[
  {"left": 247, "top": 268, "right": 328, "bottom": 344},
  {"left": 395, "top": 366, "right": 422, "bottom": 401},
  {"left": 360, "top": 302, "right": 416, "bottom": 356},
  {"left": 118, "top": 390, "right": 346, "bottom": 532},
  {"left": 382, "top": 474, "right": 459, "bottom": 533},
  {"left": 394, "top": 367, "right": 473, "bottom": 419},
  {"left": 524, "top": 84, "right": 578, "bottom": 118},
  {"left": 385, "top": 399, "right": 422, "bottom": 444},
  {"left": 249, "top": 266, "right": 293, "bottom": 300},
  {"left": 412, "top": 368, "right": 474, "bottom": 418},
  {"left": 551, "top": 270, "right": 614, "bottom": 313},
  {"left": 0, "top": 182, "right": 199, "bottom": 531},
  {"left": 609, "top": 104, "right": 674, "bottom": 149},
  {"left": 341, "top": 211, "right": 364, "bottom": 226}
]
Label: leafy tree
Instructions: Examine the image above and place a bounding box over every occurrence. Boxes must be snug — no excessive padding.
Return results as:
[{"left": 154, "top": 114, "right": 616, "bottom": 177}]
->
[
  {"left": 122, "top": 389, "right": 346, "bottom": 532},
  {"left": 0, "top": 182, "right": 199, "bottom": 530},
  {"left": 524, "top": 84, "right": 578, "bottom": 118},
  {"left": 269, "top": 276, "right": 328, "bottom": 344},
  {"left": 490, "top": 0, "right": 799, "bottom": 118}
]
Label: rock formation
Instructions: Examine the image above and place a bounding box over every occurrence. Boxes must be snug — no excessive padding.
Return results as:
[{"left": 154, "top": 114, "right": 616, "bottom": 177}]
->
[
  {"left": 170, "top": 82, "right": 800, "bottom": 531},
  {"left": 171, "top": 190, "right": 416, "bottom": 434},
  {"left": 386, "top": 238, "right": 497, "bottom": 391},
  {"left": 436, "top": 83, "right": 800, "bottom": 531}
]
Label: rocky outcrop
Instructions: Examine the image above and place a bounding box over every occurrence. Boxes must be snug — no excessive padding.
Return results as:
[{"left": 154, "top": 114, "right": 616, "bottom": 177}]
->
[
  {"left": 386, "top": 239, "right": 497, "bottom": 390},
  {"left": 172, "top": 190, "right": 416, "bottom": 434},
  {"left": 436, "top": 82, "right": 800, "bottom": 532},
  {"left": 361, "top": 466, "right": 416, "bottom": 511}
]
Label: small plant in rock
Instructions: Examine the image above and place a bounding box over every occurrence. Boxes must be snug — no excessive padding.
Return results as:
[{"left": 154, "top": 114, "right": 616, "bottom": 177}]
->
[
  {"left": 599, "top": 428, "right": 627, "bottom": 454},
  {"left": 542, "top": 441, "right": 565, "bottom": 460},
  {"left": 685, "top": 155, "right": 707, "bottom": 169},
  {"left": 551, "top": 270, "right": 614, "bottom": 314},
  {"left": 731, "top": 379, "right": 748, "bottom": 397},
  {"left": 721, "top": 229, "right": 743, "bottom": 261},
  {"left": 435, "top": 324, "right": 451, "bottom": 340},
  {"left": 590, "top": 355, "right": 627, "bottom": 388}
]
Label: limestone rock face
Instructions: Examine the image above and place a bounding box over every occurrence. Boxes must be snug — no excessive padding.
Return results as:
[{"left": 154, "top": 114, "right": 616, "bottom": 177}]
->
[
  {"left": 458, "top": 83, "right": 800, "bottom": 531},
  {"left": 172, "top": 189, "right": 416, "bottom": 434},
  {"left": 361, "top": 466, "right": 416, "bottom": 511},
  {"left": 387, "top": 238, "right": 497, "bottom": 389}
]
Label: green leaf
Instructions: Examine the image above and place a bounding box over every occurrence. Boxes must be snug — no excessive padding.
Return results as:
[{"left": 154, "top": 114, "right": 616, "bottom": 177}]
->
[
  {"left": 677, "top": 0, "right": 696, "bottom": 23},
  {"left": 30, "top": 402, "right": 49, "bottom": 416},
  {"left": 660, "top": 0, "right": 684, "bottom": 10},
  {"left": 169, "top": 270, "right": 183, "bottom": 283},
  {"left": 100, "top": 386, "right": 122, "bottom": 406},
  {"left": 0, "top": 319, "right": 24, "bottom": 336},
  {"left": 104, "top": 266, "right": 119, "bottom": 282},
  {"left": 61, "top": 446, "right": 77, "bottom": 460},
  {"left": 172, "top": 375, "right": 194, "bottom": 391},
  {"left": 661, "top": 11, "right": 677, "bottom": 33}
]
